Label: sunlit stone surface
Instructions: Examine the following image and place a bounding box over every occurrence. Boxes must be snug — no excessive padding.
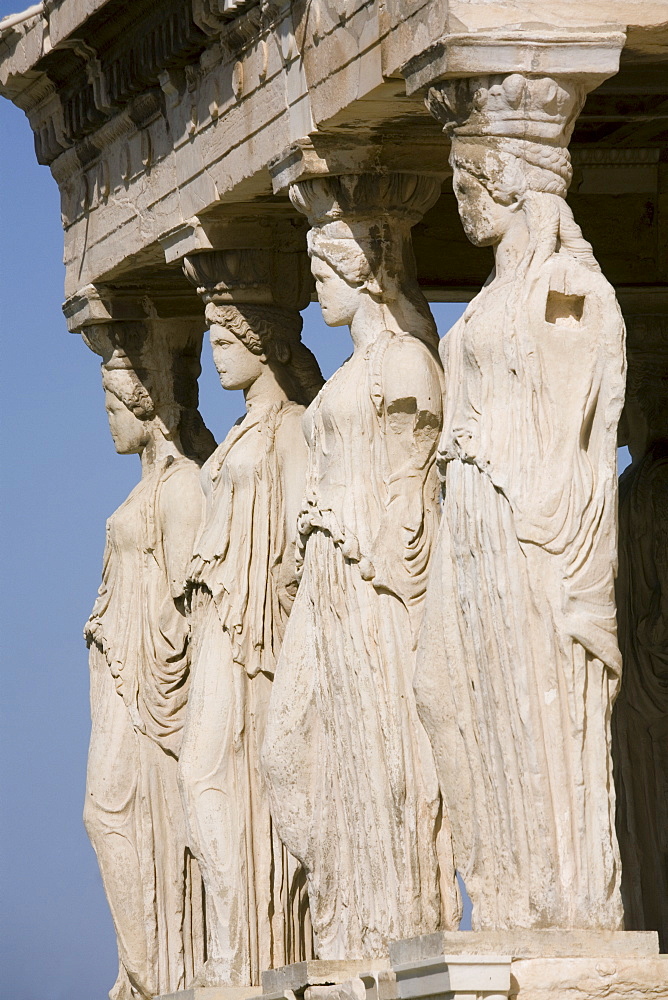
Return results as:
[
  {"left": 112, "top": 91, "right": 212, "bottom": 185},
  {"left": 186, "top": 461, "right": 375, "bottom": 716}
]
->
[{"left": 1, "top": 2, "right": 667, "bottom": 998}]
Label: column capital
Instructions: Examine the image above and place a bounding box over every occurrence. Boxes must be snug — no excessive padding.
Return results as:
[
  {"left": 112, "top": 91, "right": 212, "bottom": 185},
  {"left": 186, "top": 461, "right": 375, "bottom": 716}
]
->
[
  {"left": 182, "top": 247, "right": 312, "bottom": 313},
  {"left": 269, "top": 136, "right": 451, "bottom": 195},
  {"left": 63, "top": 282, "right": 206, "bottom": 334},
  {"left": 158, "top": 205, "right": 309, "bottom": 265},
  {"left": 62, "top": 281, "right": 209, "bottom": 380},
  {"left": 403, "top": 28, "right": 626, "bottom": 97}
]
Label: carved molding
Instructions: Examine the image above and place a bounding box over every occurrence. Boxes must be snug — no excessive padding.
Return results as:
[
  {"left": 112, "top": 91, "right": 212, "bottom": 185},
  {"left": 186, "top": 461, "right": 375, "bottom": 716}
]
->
[
  {"left": 160, "top": 205, "right": 309, "bottom": 263},
  {"left": 183, "top": 245, "right": 312, "bottom": 310},
  {"left": 63, "top": 282, "right": 206, "bottom": 332},
  {"left": 270, "top": 135, "right": 451, "bottom": 194}
]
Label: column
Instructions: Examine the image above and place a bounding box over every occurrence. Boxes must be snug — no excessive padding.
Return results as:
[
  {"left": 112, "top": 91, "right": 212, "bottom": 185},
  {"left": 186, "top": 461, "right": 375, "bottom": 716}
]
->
[
  {"left": 164, "top": 224, "right": 317, "bottom": 988},
  {"left": 262, "top": 145, "right": 461, "bottom": 961},
  {"left": 64, "top": 281, "right": 213, "bottom": 1000},
  {"left": 408, "top": 30, "right": 628, "bottom": 933}
]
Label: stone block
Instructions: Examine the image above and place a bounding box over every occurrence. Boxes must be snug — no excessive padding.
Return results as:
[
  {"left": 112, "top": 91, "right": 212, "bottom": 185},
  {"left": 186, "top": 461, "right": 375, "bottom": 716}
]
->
[
  {"left": 388, "top": 931, "right": 668, "bottom": 1000},
  {"left": 157, "top": 988, "right": 263, "bottom": 1000},
  {"left": 509, "top": 956, "right": 668, "bottom": 1000},
  {"left": 393, "top": 954, "right": 511, "bottom": 998},
  {"left": 262, "top": 961, "right": 391, "bottom": 995},
  {"left": 389, "top": 930, "right": 660, "bottom": 966},
  {"left": 402, "top": 28, "right": 626, "bottom": 95}
]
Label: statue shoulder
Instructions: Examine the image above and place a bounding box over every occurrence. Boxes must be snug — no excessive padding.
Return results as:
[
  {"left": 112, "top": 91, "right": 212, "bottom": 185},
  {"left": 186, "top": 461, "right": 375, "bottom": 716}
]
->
[
  {"left": 275, "top": 401, "right": 308, "bottom": 452},
  {"left": 524, "top": 255, "right": 625, "bottom": 342},
  {"left": 157, "top": 458, "right": 204, "bottom": 523},
  {"left": 380, "top": 332, "right": 444, "bottom": 405}
]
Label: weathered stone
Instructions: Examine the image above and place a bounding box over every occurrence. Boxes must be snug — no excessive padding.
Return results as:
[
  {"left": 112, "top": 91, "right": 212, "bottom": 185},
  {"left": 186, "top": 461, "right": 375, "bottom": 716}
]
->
[
  {"left": 177, "top": 247, "right": 319, "bottom": 987},
  {"left": 417, "top": 54, "right": 627, "bottom": 933},
  {"left": 389, "top": 931, "right": 660, "bottom": 966},
  {"left": 262, "top": 961, "right": 391, "bottom": 994},
  {"left": 262, "top": 170, "right": 460, "bottom": 961},
  {"left": 69, "top": 286, "right": 215, "bottom": 999},
  {"left": 159, "top": 989, "right": 263, "bottom": 1000},
  {"left": 2, "top": 6, "right": 668, "bottom": 998}
]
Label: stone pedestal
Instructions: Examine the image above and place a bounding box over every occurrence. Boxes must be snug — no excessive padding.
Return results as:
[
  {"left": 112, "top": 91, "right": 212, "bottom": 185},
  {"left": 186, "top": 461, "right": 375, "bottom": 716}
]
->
[
  {"left": 158, "top": 989, "right": 263, "bottom": 1000},
  {"left": 389, "top": 930, "right": 668, "bottom": 1000},
  {"left": 155, "top": 932, "right": 668, "bottom": 1000}
]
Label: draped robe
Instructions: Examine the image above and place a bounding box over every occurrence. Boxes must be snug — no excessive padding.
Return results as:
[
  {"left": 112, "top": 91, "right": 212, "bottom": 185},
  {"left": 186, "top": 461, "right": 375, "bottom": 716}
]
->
[
  {"left": 416, "top": 254, "right": 626, "bottom": 930},
  {"left": 264, "top": 332, "right": 460, "bottom": 960},
  {"left": 179, "top": 401, "right": 312, "bottom": 986},
  {"left": 85, "top": 456, "right": 205, "bottom": 1000}
]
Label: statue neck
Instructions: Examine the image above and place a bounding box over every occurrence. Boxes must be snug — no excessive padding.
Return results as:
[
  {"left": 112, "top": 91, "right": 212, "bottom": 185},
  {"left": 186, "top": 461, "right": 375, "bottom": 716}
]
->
[
  {"left": 139, "top": 427, "right": 183, "bottom": 477},
  {"left": 244, "top": 366, "right": 290, "bottom": 412},
  {"left": 493, "top": 209, "right": 531, "bottom": 281},
  {"left": 349, "top": 295, "right": 401, "bottom": 350}
]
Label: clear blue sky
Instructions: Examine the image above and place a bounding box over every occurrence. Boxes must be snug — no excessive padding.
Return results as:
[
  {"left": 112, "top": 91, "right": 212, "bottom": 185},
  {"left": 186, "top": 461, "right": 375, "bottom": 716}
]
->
[{"left": 0, "top": 70, "right": 476, "bottom": 998}]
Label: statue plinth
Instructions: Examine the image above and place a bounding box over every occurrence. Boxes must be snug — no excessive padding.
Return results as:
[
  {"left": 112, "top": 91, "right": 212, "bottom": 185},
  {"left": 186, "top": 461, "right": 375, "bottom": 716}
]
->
[
  {"left": 390, "top": 930, "right": 665, "bottom": 1000},
  {"left": 158, "top": 990, "right": 263, "bottom": 1000},
  {"left": 157, "top": 933, "right": 668, "bottom": 1000}
]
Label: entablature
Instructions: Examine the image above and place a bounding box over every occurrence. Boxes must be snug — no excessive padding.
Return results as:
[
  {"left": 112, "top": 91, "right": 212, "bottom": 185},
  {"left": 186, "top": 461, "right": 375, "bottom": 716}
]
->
[{"left": 1, "top": 0, "right": 666, "bottom": 300}]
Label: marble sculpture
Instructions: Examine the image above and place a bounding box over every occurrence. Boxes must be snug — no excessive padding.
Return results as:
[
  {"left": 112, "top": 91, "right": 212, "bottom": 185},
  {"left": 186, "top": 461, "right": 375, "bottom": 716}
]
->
[
  {"left": 263, "top": 173, "right": 461, "bottom": 961},
  {"left": 416, "top": 73, "right": 627, "bottom": 932},
  {"left": 6, "top": 5, "right": 660, "bottom": 993},
  {"left": 83, "top": 321, "right": 215, "bottom": 1000},
  {"left": 178, "top": 249, "right": 322, "bottom": 986}
]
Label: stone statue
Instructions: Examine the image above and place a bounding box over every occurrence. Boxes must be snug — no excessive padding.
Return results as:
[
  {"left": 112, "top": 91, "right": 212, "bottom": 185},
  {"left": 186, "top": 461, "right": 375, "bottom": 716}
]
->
[
  {"left": 417, "top": 74, "right": 626, "bottom": 931},
  {"left": 263, "top": 173, "right": 461, "bottom": 961},
  {"left": 179, "top": 249, "right": 322, "bottom": 987},
  {"left": 613, "top": 315, "right": 668, "bottom": 950},
  {"left": 83, "top": 320, "right": 215, "bottom": 1000}
]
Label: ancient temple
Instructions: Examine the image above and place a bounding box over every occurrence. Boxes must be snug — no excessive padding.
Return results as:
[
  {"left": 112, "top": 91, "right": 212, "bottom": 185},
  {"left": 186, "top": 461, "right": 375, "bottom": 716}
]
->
[{"left": 1, "top": 2, "right": 667, "bottom": 999}]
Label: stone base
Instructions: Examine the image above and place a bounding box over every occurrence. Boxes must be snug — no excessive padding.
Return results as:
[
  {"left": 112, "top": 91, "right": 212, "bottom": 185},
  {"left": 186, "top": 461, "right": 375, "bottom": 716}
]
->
[
  {"left": 156, "top": 934, "right": 668, "bottom": 1000},
  {"left": 389, "top": 930, "right": 660, "bottom": 963},
  {"left": 389, "top": 930, "right": 667, "bottom": 1000},
  {"left": 261, "top": 960, "right": 391, "bottom": 996},
  {"left": 157, "top": 988, "right": 263, "bottom": 1000}
]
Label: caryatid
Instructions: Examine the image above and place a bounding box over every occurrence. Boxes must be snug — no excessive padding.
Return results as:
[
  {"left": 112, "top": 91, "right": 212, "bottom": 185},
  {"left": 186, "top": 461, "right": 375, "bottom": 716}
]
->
[
  {"left": 82, "top": 311, "right": 215, "bottom": 1000},
  {"left": 263, "top": 173, "right": 461, "bottom": 961},
  {"left": 179, "top": 249, "right": 322, "bottom": 987},
  {"left": 416, "top": 73, "right": 626, "bottom": 932}
]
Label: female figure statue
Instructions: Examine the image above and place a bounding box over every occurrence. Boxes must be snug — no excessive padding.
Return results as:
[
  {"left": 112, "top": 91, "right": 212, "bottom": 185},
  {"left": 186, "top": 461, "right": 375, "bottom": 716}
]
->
[
  {"left": 613, "top": 324, "right": 668, "bottom": 949},
  {"left": 417, "top": 74, "right": 626, "bottom": 930},
  {"left": 84, "top": 322, "right": 215, "bottom": 1000},
  {"left": 263, "top": 174, "right": 461, "bottom": 961},
  {"left": 179, "top": 250, "right": 323, "bottom": 986}
]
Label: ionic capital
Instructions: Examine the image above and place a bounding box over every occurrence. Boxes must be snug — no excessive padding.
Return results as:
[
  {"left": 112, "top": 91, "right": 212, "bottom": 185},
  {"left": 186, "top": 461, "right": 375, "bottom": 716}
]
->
[{"left": 63, "top": 282, "right": 209, "bottom": 379}]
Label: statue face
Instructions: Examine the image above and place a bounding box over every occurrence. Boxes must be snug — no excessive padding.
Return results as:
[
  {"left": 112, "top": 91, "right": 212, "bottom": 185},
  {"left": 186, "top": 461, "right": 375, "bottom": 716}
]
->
[
  {"left": 210, "top": 324, "right": 265, "bottom": 391},
  {"left": 310, "top": 254, "right": 362, "bottom": 327},
  {"left": 452, "top": 166, "right": 514, "bottom": 247},
  {"left": 104, "top": 387, "right": 150, "bottom": 455}
]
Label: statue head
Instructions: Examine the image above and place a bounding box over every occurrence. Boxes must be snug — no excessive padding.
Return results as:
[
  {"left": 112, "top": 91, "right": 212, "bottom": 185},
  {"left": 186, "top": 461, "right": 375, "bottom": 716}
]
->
[
  {"left": 204, "top": 302, "right": 323, "bottom": 407},
  {"left": 85, "top": 321, "right": 216, "bottom": 464},
  {"left": 428, "top": 74, "right": 598, "bottom": 268},
  {"left": 183, "top": 249, "right": 323, "bottom": 407},
  {"left": 289, "top": 173, "right": 441, "bottom": 349}
]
